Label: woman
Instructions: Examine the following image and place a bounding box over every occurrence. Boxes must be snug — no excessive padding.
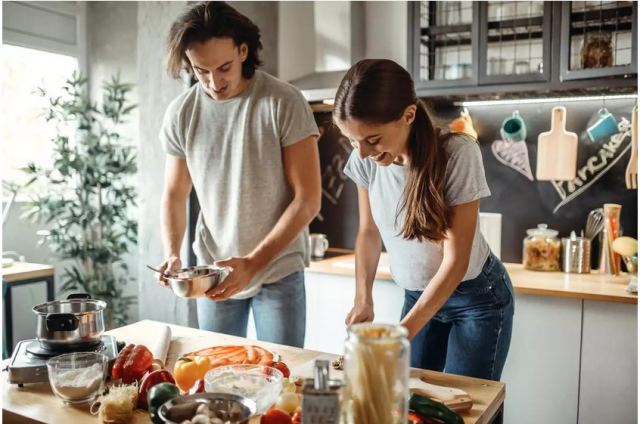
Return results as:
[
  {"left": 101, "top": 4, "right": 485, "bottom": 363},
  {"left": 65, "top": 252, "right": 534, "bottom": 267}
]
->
[{"left": 335, "top": 59, "right": 514, "bottom": 381}]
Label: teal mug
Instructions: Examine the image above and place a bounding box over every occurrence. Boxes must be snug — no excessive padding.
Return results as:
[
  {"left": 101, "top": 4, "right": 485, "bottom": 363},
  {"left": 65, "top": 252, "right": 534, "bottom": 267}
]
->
[
  {"left": 501, "top": 111, "right": 527, "bottom": 142},
  {"left": 587, "top": 108, "right": 619, "bottom": 142}
]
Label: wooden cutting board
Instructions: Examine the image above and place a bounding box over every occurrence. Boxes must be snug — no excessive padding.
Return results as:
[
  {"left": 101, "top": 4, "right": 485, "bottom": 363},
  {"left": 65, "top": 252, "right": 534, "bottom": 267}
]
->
[
  {"left": 290, "top": 357, "right": 473, "bottom": 412},
  {"left": 536, "top": 106, "right": 578, "bottom": 181}
]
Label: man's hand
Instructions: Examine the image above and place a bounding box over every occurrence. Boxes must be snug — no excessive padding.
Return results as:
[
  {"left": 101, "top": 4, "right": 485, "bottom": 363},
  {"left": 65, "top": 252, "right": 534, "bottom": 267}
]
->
[
  {"left": 206, "top": 256, "right": 259, "bottom": 301},
  {"left": 155, "top": 255, "right": 182, "bottom": 287}
]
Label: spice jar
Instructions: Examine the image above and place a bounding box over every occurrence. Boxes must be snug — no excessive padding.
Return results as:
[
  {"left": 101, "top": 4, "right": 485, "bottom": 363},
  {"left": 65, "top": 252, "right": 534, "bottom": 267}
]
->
[
  {"left": 523, "top": 224, "right": 561, "bottom": 271},
  {"left": 341, "top": 323, "right": 409, "bottom": 424}
]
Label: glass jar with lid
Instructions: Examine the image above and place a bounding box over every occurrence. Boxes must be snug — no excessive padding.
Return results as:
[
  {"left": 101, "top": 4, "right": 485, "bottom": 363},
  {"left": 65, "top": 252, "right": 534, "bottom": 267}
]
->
[
  {"left": 341, "top": 323, "right": 409, "bottom": 424},
  {"left": 523, "top": 224, "right": 561, "bottom": 271}
]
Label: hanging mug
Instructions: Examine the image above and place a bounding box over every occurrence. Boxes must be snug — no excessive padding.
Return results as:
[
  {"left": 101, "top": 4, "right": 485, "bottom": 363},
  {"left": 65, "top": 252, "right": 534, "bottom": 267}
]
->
[
  {"left": 587, "top": 108, "right": 619, "bottom": 142},
  {"left": 501, "top": 111, "right": 527, "bottom": 142}
]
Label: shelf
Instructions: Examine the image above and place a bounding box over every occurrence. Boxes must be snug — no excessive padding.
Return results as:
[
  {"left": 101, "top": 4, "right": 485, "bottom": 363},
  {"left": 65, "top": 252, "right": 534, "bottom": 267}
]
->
[{"left": 570, "top": 4, "right": 634, "bottom": 23}]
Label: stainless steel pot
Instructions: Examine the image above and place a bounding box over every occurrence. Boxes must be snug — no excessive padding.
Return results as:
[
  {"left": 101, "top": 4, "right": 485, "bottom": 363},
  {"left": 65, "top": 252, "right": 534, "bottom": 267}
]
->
[{"left": 32, "top": 293, "right": 107, "bottom": 350}]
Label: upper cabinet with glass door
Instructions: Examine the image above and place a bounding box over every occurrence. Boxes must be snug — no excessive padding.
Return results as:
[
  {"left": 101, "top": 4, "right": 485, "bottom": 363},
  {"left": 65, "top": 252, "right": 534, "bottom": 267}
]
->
[
  {"left": 560, "top": 1, "right": 637, "bottom": 80},
  {"left": 479, "top": 1, "right": 552, "bottom": 84},
  {"left": 409, "top": 1, "right": 480, "bottom": 90}
]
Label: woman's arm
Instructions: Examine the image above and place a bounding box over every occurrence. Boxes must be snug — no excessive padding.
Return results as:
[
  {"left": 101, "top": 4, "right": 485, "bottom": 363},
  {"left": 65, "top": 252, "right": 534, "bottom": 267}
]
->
[
  {"left": 399, "top": 200, "right": 479, "bottom": 340},
  {"left": 345, "top": 187, "right": 383, "bottom": 325}
]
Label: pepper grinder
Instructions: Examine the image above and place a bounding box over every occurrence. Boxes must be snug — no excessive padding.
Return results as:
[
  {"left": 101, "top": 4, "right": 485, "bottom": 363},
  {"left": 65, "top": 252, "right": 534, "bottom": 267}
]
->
[{"left": 599, "top": 203, "right": 622, "bottom": 275}]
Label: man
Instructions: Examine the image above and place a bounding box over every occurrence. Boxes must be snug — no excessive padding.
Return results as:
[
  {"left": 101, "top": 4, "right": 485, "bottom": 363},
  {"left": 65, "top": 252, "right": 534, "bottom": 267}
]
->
[{"left": 157, "top": 1, "right": 321, "bottom": 348}]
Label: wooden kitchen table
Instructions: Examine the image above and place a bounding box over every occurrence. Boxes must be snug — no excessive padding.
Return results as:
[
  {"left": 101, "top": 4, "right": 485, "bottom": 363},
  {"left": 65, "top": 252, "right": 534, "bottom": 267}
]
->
[{"left": 2, "top": 320, "right": 505, "bottom": 424}]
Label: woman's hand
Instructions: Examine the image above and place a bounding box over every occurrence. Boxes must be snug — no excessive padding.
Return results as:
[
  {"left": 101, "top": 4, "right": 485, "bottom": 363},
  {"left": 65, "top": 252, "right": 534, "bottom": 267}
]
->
[{"left": 345, "top": 301, "right": 375, "bottom": 326}]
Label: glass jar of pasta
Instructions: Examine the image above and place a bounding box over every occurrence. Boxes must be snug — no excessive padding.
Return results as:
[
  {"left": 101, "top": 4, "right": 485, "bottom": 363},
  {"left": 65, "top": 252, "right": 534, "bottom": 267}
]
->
[
  {"left": 341, "top": 323, "right": 409, "bottom": 424},
  {"left": 523, "top": 224, "right": 561, "bottom": 271}
]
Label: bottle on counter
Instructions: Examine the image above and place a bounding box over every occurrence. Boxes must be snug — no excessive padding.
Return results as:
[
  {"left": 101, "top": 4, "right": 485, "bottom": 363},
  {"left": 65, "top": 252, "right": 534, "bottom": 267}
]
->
[
  {"left": 523, "top": 224, "right": 561, "bottom": 271},
  {"left": 341, "top": 323, "right": 409, "bottom": 424}
]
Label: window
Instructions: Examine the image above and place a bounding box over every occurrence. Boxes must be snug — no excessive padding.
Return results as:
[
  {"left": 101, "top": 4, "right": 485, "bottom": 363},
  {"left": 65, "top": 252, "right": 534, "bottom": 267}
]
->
[{"left": 1, "top": 44, "right": 79, "bottom": 199}]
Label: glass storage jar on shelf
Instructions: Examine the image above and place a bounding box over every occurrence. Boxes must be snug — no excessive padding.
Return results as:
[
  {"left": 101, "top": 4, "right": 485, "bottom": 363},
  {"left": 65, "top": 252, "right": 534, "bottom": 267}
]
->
[
  {"left": 523, "top": 224, "right": 561, "bottom": 271},
  {"left": 341, "top": 323, "right": 410, "bottom": 424}
]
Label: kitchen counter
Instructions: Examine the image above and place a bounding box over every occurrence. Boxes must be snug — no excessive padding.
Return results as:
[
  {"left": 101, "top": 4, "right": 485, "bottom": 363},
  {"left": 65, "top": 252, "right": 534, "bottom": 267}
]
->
[
  {"left": 309, "top": 252, "right": 637, "bottom": 304},
  {"left": 2, "top": 320, "right": 505, "bottom": 424}
]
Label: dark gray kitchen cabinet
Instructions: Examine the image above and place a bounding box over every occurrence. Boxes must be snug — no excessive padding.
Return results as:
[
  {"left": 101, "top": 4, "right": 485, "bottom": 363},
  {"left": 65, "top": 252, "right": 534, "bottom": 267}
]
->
[
  {"left": 408, "top": 1, "right": 480, "bottom": 89},
  {"left": 559, "top": 1, "right": 637, "bottom": 81},
  {"left": 408, "top": 1, "right": 638, "bottom": 99}
]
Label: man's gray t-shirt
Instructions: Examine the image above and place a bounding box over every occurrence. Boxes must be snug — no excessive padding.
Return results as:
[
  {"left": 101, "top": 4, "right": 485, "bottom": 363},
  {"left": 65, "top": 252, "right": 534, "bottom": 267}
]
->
[
  {"left": 343, "top": 135, "right": 491, "bottom": 291},
  {"left": 160, "top": 71, "right": 319, "bottom": 298}
]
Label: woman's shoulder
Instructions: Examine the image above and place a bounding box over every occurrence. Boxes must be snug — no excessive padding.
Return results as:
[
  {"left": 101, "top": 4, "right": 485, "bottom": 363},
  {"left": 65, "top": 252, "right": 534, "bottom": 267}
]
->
[{"left": 442, "top": 132, "right": 481, "bottom": 158}]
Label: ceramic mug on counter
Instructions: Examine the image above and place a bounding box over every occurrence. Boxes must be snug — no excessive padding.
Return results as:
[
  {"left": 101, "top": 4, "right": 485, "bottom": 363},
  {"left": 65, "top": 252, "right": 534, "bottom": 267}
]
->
[{"left": 310, "top": 233, "right": 329, "bottom": 259}]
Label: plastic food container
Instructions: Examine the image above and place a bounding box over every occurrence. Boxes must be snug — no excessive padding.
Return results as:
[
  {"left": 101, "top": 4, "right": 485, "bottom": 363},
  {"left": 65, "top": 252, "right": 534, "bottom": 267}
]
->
[
  {"left": 47, "top": 352, "right": 107, "bottom": 404},
  {"left": 523, "top": 224, "right": 561, "bottom": 271},
  {"left": 204, "top": 365, "right": 283, "bottom": 414}
]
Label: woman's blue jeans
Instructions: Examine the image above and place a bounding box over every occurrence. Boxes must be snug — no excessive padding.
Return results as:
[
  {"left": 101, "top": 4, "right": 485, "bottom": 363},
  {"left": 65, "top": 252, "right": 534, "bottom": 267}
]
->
[{"left": 401, "top": 253, "right": 515, "bottom": 381}]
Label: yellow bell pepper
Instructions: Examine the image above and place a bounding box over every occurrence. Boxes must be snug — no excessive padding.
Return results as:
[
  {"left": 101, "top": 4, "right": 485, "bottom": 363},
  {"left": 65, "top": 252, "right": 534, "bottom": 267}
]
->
[{"left": 173, "top": 355, "right": 211, "bottom": 392}]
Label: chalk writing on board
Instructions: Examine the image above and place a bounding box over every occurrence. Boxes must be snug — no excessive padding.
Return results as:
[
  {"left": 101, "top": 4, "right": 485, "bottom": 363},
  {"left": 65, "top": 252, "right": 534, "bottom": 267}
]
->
[
  {"left": 551, "top": 122, "right": 631, "bottom": 214},
  {"left": 317, "top": 131, "right": 353, "bottom": 222},
  {"left": 490, "top": 139, "right": 534, "bottom": 181}
]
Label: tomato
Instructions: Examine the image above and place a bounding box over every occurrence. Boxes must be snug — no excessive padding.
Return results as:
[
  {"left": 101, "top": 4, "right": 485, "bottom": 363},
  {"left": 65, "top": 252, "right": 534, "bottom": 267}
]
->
[
  {"left": 173, "top": 356, "right": 211, "bottom": 392},
  {"left": 138, "top": 369, "right": 175, "bottom": 410},
  {"left": 111, "top": 344, "right": 153, "bottom": 383},
  {"left": 260, "top": 408, "right": 292, "bottom": 424},
  {"left": 269, "top": 361, "right": 291, "bottom": 378},
  {"left": 291, "top": 411, "right": 302, "bottom": 424},
  {"left": 407, "top": 411, "right": 425, "bottom": 424},
  {"left": 148, "top": 382, "right": 180, "bottom": 424}
]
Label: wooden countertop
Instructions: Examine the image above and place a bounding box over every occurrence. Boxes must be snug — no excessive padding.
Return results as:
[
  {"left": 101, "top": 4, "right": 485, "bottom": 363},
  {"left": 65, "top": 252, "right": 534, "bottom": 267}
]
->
[
  {"left": 2, "top": 262, "right": 54, "bottom": 283},
  {"left": 2, "top": 320, "right": 504, "bottom": 424},
  {"left": 308, "top": 252, "right": 637, "bottom": 304}
]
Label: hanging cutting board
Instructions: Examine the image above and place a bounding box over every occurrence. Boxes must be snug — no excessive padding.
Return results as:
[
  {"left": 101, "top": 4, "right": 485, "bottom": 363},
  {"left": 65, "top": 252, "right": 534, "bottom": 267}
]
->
[{"left": 536, "top": 106, "right": 578, "bottom": 181}]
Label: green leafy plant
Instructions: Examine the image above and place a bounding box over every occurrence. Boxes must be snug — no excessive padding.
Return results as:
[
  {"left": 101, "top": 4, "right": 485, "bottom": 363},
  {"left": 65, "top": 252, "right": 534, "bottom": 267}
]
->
[{"left": 22, "top": 72, "right": 137, "bottom": 327}]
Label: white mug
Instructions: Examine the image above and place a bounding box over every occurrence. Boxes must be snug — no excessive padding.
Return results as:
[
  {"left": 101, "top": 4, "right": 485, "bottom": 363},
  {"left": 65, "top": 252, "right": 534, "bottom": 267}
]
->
[{"left": 310, "top": 233, "right": 329, "bottom": 258}]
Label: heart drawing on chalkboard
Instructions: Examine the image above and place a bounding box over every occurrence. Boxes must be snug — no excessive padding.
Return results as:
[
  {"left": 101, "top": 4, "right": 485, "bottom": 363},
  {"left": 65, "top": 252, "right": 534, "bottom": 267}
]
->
[
  {"left": 491, "top": 139, "right": 534, "bottom": 181},
  {"left": 550, "top": 119, "right": 632, "bottom": 214}
]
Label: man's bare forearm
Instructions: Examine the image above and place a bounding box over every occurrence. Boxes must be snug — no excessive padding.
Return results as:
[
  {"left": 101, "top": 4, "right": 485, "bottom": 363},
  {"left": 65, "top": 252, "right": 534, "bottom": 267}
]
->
[
  {"left": 248, "top": 195, "right": 320, "bottom": 271},
  {"left": 161, "top": 192, "right": 187, "bottom": 259}
]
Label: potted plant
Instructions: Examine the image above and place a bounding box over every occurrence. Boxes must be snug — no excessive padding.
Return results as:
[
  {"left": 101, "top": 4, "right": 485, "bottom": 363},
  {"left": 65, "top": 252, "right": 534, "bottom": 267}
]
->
[{"left": 21, "top": 72, "right": 137, "bottom": 328}]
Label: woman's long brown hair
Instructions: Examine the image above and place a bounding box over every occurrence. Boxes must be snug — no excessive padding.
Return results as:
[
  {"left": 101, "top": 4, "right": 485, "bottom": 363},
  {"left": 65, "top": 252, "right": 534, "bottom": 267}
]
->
[{"left": 333, "top": 59, "right": 450, "bottom": 242}]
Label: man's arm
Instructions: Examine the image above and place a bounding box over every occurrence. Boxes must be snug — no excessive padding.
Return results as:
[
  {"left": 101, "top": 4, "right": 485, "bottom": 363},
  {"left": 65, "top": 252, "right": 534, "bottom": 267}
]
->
[
  {"left": 157, "top": 155, "right": 193, "bottom": 282},
  {"left": 209, "top": 135, "right": 321, "bottom": 299}
]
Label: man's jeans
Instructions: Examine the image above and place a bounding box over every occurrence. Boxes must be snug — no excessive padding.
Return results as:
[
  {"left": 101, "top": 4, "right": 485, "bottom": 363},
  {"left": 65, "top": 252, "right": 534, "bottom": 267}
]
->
[
  {"left": 196, "top": 271, "right": 306, "bottom": 348},
  {"left": 401, "top": 253, "right": 515, "bottom": 381}
]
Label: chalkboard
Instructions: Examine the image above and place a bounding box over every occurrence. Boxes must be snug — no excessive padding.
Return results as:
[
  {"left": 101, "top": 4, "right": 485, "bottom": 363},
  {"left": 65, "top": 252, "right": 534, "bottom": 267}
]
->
[
  {"left": 309, "top": 114, "right": 359, "bottom": 249},
  {"left": 311, "top": 97, "right": 638, "bottom": 266}
]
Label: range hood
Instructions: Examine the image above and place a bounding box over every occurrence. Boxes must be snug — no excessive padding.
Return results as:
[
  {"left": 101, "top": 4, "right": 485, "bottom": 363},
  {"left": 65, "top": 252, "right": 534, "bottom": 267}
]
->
[{"left": 280, "top": 2, "right": 365, "bottom": 103}]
